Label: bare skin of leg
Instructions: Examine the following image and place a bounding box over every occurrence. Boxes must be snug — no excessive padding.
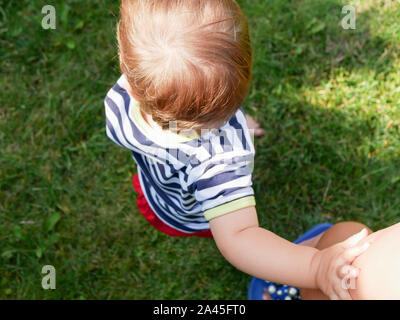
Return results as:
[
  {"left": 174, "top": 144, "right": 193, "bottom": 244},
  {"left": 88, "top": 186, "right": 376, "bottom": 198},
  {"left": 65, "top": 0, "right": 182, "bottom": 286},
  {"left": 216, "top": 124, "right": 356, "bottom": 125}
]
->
[
  {"left": 298, "top": 233, "right": 324, "bottom": 248},
  {"left": 300, "top": 222, "right": 373, "bottom": 300},
  {"left": 349, "top": 222, "right": 400, "bottom": 299}
]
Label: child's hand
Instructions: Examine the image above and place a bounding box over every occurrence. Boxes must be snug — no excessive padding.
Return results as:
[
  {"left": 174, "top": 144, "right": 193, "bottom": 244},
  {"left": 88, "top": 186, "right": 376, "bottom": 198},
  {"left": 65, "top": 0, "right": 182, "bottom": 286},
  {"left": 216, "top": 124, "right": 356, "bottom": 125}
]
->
[{"left": 311, "top": 228, "right": 370, "bottom": 300}]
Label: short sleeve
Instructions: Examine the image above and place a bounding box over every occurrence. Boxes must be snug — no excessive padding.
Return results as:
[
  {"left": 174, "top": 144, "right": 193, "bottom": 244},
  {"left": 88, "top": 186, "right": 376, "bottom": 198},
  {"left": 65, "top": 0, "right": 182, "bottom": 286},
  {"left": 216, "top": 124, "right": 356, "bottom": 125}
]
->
[
  {"left": 188, "top": 112, "right": 257, "bottom": 220},
  {"left": 192, "top": 152, "right": 256, "bottom": 220}
]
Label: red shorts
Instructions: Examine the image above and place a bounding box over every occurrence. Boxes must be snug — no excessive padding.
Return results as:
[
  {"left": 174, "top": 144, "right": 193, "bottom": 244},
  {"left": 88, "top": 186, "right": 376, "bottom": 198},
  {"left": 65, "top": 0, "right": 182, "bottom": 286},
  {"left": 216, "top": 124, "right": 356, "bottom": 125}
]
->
[{"left": 132, "top": 174, "right": 213, "bottom": 238}]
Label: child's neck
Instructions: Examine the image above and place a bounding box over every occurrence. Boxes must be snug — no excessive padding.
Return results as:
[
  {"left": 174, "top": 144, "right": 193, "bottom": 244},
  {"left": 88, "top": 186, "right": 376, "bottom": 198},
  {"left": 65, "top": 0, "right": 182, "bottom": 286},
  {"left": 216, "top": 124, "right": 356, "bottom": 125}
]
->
[{"left": 131, "top": 88, "right": 211, "bottom": 137}]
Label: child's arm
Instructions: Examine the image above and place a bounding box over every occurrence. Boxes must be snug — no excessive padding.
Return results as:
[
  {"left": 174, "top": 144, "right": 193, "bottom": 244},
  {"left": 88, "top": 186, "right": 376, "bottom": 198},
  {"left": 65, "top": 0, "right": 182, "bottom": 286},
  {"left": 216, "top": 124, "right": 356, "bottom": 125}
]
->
[{"left": 210, "top": 206, "right": 370, "bottom": 300}]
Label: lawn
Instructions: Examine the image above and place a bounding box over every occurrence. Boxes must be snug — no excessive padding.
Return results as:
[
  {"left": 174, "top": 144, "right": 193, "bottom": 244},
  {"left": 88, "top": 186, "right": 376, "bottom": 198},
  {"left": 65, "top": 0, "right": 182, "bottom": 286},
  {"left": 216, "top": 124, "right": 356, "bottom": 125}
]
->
[{"left": 1, "top": 0, "right": 400, "bottom": 299}]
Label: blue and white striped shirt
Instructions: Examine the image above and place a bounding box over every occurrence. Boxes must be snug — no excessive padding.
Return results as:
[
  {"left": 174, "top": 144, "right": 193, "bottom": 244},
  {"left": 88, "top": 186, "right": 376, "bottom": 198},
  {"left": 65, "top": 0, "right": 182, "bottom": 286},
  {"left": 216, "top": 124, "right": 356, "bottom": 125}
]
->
[{"left": 105, "top": 75, "right": 256, "bottom": 233}]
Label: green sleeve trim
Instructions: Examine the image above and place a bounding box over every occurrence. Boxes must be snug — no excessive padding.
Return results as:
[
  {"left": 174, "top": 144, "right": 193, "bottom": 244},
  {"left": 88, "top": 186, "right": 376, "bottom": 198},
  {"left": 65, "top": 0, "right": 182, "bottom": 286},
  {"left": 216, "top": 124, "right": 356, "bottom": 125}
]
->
[{"left": 204, "top": 196, "right": 256, "bottom": 221}]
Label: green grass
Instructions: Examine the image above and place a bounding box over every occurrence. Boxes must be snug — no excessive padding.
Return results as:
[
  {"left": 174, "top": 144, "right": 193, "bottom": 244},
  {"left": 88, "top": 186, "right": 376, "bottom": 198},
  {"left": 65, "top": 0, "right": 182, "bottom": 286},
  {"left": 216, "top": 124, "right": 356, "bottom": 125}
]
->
[{"left": 1, "top": 0, "right": 400, "bottom": 299}]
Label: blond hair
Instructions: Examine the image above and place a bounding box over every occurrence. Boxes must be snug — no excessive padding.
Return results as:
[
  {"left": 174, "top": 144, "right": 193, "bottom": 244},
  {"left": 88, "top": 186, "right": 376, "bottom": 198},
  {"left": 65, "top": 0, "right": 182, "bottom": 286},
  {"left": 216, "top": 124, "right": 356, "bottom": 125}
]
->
[{"left": 117, "top": 0, "right": 253, "bottom": 130}]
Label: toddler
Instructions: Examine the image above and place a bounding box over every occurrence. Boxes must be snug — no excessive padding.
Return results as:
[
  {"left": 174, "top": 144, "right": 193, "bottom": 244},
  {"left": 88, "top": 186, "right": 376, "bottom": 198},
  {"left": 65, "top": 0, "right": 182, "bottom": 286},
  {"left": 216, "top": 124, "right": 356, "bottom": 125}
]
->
[{"left": 105, "top": 0, "right": 369, "bottom": 299}]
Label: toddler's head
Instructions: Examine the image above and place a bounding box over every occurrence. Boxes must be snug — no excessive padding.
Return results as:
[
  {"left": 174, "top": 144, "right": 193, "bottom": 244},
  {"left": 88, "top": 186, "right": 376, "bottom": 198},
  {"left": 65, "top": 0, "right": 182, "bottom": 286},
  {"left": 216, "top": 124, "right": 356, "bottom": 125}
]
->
[{"left": 117, "top": 0, "right": 253, "bottom": 130}]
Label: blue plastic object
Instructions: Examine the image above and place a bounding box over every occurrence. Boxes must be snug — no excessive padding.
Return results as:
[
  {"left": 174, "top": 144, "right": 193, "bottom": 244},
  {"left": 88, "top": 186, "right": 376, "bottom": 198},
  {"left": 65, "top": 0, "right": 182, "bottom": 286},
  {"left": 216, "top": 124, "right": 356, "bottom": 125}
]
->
[{"left": 248, "top": 223, "right": 334, "bottom": 300}]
